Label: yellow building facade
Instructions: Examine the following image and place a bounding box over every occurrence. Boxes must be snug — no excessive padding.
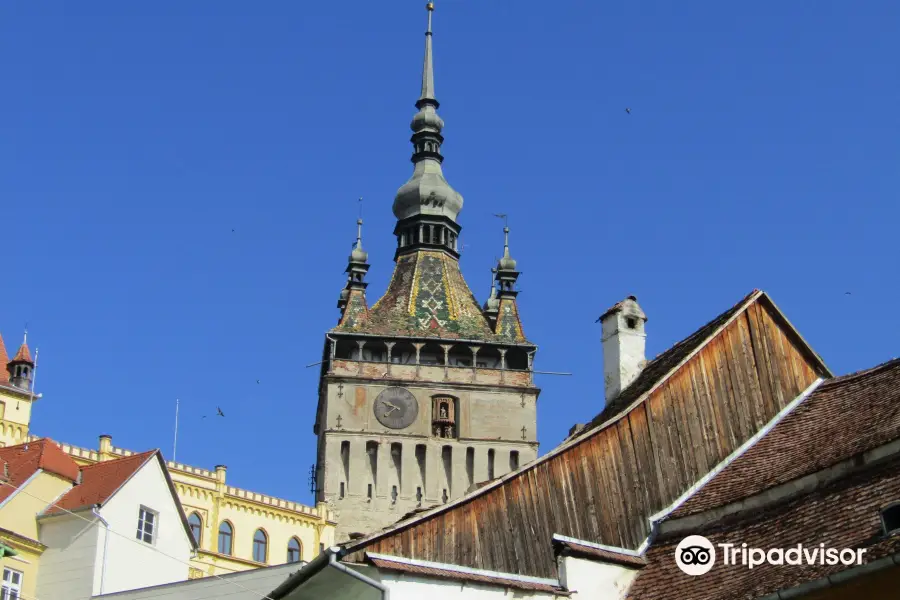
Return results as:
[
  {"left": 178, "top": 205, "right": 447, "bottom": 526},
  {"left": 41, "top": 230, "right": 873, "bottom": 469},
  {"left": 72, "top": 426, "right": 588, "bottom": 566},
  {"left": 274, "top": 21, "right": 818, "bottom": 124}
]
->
[
  {"left": 0, "top": 467, "right": 72, "bottom": 600},
  {"left": 0, "top": 333, "right": 336, "bottom": 580}
]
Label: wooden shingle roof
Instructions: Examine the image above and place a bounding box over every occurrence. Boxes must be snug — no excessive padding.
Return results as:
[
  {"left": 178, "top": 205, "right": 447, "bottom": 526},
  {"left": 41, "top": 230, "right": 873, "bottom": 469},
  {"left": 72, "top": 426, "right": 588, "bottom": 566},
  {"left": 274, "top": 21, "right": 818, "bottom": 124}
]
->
[{"left": 340, "top": 290, "right": 830, "bottom": 579}]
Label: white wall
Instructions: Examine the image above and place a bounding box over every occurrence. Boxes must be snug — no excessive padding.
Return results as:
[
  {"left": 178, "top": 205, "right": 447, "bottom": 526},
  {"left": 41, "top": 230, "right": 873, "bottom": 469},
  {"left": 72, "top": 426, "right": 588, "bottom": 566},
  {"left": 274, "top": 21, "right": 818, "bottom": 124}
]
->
[
  {"left": 36, "top": 515, "right": 100, "bottom": 600},
  {"left": 92, "top": 562, "right": 302, "bottom": 600},
  {"left": 382, "top": 572, "right": 559, "bottom": 600},
  {"left": 558, "top": 556, "right": 639, "bottom": 600},
  {"left": 97, "top": 456, "right": 193, "bottom": 595}
]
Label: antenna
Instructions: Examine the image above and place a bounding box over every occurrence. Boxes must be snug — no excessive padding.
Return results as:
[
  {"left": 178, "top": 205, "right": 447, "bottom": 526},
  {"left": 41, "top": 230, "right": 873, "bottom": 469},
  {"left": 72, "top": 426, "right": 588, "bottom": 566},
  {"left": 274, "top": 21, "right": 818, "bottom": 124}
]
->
[
  {"left": 358, "top": 196, "right": 364, "bottom": 220},
  {"left": 27, "top": 348, "right": 39, "bottom": 409},
  {"left": 173, "top": 398, "right": 180, "bottom": 462}
]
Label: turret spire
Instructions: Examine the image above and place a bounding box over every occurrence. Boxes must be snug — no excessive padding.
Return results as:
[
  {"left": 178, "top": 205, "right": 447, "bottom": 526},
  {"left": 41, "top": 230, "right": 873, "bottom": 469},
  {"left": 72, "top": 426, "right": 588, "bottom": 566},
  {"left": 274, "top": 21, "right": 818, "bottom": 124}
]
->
[{"left": 393, "top": 2, "right": 464, "bottom": 234}]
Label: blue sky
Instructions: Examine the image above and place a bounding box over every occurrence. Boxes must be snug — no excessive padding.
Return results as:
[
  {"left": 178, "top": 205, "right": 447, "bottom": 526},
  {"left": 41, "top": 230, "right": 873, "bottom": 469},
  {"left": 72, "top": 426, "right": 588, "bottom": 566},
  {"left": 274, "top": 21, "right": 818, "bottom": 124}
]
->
[{"left": 1, "top": 1, "right": 897, "bottom": 505}]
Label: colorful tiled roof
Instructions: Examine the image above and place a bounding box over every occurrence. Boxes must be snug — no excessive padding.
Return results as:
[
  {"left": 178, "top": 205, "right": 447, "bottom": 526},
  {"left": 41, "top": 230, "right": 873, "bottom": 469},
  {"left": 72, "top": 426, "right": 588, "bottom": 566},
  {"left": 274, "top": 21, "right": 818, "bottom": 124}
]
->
[
  {"left": 0, "top": 439, "right": 81, "bottom": 503},
  {"left": 335, "top": 250, "right": 530, "bottom": 344},
  {"left": 45, "top": 450, "right": 157, "bottom": 514},
  {"left": 671, "top": 357, "right": 900, "bottom": 518}
]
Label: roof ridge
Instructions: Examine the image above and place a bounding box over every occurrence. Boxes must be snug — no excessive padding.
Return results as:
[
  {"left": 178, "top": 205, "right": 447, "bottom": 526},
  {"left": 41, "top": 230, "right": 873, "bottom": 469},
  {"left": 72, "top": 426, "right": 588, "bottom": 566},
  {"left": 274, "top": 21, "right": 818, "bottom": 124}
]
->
[{"left": 819, "top": 356, "right": 900, "bottom": 386}]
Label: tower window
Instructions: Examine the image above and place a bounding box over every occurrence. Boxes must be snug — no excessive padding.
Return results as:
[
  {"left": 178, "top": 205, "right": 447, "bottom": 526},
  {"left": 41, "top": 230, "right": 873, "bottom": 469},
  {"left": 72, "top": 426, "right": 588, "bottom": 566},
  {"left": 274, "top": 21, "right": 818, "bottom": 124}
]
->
[
  {"left": 391, "top": 485, "right": 398, "bottom": 505},
  {"left": 510, "top": 450, "right": 520, "bottom": 471},
  {"left": 442, "top": 489, "right": 448, "bottom": 503},
  {"left": 626, "top": 317, "right": 637, "bottom": 329},
  {"left": 488, "top": 449, "right": 495, "bottom": 480},
  {"left": 253, "top": 529, "right": 268, "bottom": 563},
  {"left": 367, "top": 483, "right": 373, "bottom": 500},
  {"left": 416, "top": 486, "right": 423, "bottom": 504},
  {"left": 339, "top": 482, "right": 345, "bottom": 499}
]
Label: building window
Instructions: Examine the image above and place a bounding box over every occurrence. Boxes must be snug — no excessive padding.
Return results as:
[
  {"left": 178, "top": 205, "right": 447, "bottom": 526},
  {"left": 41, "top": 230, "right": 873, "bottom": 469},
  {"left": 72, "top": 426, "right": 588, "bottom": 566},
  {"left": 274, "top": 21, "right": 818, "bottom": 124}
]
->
[
  {"left": 488, "top": 449, "right": 496, "bottom": 480},
  {"left": 188, "top": 512, "right": 202, "bottom": 545},
  {"left": 510, "top": 450, "right": 520, "bottom": 471},
  {"left": 882, "top": 503, "right": 900, "bottom": 535},
  {"left": 136, "top": 506, "right": 157, "bottom": 544},
  {"left": 287, "top": 537, "right": 302, "bottom": 563},
  {"left": 253, "top": 529, "right": 268, "bottom": 563},
  {"left": 218, "top": 521, "right": 234, "bottom": 555},
  {"left": 1, "top": 568, "right": 22, "bottom": 600}
]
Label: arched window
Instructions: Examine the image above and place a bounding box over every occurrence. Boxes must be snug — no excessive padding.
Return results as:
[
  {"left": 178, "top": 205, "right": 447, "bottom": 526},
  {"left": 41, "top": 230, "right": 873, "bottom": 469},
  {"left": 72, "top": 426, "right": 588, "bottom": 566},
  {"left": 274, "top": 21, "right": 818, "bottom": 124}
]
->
[
  {"left": 218, "top": 521, "right": 233, "bottom": 555},
  {"left": 188, "top": 512, "right": 202, "bottom": 545},
  {"left": 253, "top": 529, "right": 268, "bottom": 563},
  {"left": 287, "top": 537, "right": 302, "bottom": 563}
]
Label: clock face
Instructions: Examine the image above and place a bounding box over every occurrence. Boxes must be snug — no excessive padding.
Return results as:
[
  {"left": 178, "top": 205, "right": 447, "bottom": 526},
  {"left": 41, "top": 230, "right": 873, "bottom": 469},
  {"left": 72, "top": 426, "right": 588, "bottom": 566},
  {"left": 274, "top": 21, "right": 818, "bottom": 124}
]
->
[{"left": 373, "top": 387, "right": 419, "bottom": 430}]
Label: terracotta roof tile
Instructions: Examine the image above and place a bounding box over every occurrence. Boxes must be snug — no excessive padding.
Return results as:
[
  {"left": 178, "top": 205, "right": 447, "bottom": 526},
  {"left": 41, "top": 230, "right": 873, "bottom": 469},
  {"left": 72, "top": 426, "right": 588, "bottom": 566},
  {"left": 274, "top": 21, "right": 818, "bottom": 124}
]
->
[
  {"left": 10, "top": 342, "right": 32, "bottom": 364},
  {"left": 367, "top": 555, "right": 570, "bottom": 595},
  {"left": 0, "top": 334, "right": 9, "bottom": 377},
  {"left": 671, "top": 357, "right": 900, "bottom": 518},
  {"left": 629, "top": 456, "right": 900, "bottom": 600},
  {"left": 0, "top": 439, "right": 81, "bottom": 503},
  {"left": 553, "top": 539, "right": 647, "bottom": 568},
  {"left": 45, "top": 450, "right": 157, "bottom": 514}
]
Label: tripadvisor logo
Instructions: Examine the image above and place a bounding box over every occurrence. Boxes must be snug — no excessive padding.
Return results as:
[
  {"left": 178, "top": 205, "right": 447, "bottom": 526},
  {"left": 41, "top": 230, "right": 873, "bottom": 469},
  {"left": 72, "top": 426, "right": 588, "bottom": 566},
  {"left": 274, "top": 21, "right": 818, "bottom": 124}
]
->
[
  {"left": 675, "top": 535, "right": 868, "bottom": 576},
  {"left": 676, "top": 535, "right": 716, "bottom": 576}
]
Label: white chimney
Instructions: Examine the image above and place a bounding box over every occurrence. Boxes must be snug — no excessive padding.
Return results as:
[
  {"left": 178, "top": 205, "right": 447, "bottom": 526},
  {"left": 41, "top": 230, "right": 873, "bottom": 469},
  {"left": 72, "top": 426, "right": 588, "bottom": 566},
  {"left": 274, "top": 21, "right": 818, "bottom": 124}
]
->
[{"left": 600, "top": 296, "right": 648, "bottom": 403}]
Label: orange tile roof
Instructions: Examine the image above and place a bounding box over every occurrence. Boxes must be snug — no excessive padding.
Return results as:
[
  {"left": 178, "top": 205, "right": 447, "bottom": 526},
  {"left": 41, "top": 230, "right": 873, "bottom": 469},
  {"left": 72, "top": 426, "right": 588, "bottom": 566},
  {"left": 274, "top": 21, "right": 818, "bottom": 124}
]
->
[
  {"left": 0, "top": 334, "right": 9, "bottom": 374},
  {"left": 45, "top": 450, "right": 157, "bottom": 514},
  {"left": 10, "top": 342, "right": 32, "bottom": 364},
  {"left": 0, "top": 439, "right": 81, "bottom": 503}
]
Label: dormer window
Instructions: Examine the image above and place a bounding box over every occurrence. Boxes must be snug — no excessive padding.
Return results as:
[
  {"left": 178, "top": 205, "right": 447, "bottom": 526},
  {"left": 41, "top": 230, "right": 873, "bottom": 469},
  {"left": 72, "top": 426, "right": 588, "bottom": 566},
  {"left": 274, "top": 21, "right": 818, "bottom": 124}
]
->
[
  {"left": 882, "top": 503, "right": 900, "bottom": 535},
  {"left": 626, "top": 317, "right": 637, "bottom": 330}
]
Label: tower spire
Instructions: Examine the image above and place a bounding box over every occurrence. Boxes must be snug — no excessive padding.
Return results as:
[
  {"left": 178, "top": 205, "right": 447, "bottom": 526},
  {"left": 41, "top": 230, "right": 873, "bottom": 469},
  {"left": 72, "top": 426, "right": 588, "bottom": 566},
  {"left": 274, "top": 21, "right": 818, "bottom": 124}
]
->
[
  {"left": 420, "top": 2, "right": 435, "bottom": 104},
  {"left": 393, "top": 2, "right": 464, "bottom": 238}
]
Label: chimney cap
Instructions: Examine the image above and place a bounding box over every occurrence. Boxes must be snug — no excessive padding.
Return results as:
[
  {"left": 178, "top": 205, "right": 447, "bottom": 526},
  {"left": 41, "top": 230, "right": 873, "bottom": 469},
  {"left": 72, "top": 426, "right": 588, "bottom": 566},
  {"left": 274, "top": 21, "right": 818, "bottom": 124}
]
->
[{"left": 598, "top": 295, "right": 647, "bottom": 323}]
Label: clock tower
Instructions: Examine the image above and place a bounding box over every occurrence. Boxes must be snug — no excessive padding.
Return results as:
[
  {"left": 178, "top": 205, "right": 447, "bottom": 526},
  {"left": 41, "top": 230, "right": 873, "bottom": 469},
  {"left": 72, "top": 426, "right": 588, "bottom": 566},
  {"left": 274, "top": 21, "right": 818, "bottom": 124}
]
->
[{"left": 313, "top": 2, "right": 539, "bottom": 541}]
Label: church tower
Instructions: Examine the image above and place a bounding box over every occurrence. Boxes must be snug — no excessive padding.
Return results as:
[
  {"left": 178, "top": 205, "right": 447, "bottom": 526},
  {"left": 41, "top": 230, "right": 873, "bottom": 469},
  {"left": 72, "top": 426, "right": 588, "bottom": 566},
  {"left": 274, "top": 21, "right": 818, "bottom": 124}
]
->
[{"left": 314, "top": 2, "right": 540, "bottom": 541}]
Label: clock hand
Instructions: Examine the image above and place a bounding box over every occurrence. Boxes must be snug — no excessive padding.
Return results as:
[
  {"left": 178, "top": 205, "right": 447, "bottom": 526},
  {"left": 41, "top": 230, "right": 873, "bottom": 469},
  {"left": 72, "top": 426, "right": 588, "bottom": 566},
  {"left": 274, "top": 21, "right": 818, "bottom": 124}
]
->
[
  {"left": 381, "top": 401, "right": 400, "bottom": 410},
  {"left": 383, "top": 405, "right": 400, "bottom": 416}
]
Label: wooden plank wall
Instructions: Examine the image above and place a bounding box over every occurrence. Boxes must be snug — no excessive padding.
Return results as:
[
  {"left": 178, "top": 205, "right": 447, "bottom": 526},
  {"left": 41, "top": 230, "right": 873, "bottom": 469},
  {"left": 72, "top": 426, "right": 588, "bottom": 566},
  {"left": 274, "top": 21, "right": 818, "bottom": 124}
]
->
[{"left": 346, "top": 297, "right": 824, "bottom": 578}]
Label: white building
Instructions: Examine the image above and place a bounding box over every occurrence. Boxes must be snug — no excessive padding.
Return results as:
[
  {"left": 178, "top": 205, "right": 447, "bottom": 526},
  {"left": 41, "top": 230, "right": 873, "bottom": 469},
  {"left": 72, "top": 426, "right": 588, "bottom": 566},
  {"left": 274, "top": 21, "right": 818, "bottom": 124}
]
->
[{"left": 35, "top": 449, "right": 197, "bottom": 599}]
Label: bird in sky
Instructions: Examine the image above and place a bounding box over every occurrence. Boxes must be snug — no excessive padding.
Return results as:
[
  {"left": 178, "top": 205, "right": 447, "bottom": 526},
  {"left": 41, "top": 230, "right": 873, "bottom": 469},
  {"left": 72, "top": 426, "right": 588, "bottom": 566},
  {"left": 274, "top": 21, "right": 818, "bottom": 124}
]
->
[
  {"left": 845, "top": 292, "right": 852, "bottom": 295},
  {"left": 216, "top": 407, "right": 225, "bottom": 417},
  {"left": 256, "top": 379, "right": 261, "bottom": 384},
  {"left": 625, "top": 108, "right": 631, "bottom": 114}
]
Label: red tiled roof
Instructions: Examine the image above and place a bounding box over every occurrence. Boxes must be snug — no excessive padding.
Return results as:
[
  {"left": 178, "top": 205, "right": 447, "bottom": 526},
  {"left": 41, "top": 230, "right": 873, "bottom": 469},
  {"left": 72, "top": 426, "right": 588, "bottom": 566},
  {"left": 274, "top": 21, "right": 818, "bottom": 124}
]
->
[
  {"left": 45, "top": 450, "right": 157, "bottom": 514},
  {"left": 671, "top": 357, "right": 900, "bottom": 518},
  {"left": 629, "top": 456, "right": 900, "bottom": 600},
  {"left": 367, "top": 555, "right": 570, "bottom": 596},
  {"left": 0, "top": 439, "right": 81, "bottom": 503},
  {"left": 553, "top": 539, "right": 647, "bottom": 568},
  {"left": 10, "top": 342, "right": 32, "bottom": 364},
  {"left": 0, "top": 334, "right": 9, "bottom": 376}
]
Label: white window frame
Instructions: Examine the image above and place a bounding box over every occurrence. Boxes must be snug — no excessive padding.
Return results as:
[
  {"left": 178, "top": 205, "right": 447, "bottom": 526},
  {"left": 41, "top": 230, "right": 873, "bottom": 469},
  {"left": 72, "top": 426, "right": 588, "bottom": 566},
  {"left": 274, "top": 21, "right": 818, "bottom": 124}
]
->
[
  {"left": 1, "top": 567, "right": 23, "bottom": 600},
  {"left": 136, "top": 505, "right": 158, "bottom": 545}
]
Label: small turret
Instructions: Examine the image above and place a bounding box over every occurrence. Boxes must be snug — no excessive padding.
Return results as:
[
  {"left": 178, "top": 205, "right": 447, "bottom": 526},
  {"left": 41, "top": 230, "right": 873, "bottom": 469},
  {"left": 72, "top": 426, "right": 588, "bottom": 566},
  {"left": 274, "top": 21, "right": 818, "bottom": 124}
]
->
[
  {"left": 492, "top": 227, "right": 526, "bottom": 342},
  {"left": 336, "top": 219, "right": 371, "bottom": 328},
  {"left": 7, "top": 333, "right": 35, "bottom": 391}
]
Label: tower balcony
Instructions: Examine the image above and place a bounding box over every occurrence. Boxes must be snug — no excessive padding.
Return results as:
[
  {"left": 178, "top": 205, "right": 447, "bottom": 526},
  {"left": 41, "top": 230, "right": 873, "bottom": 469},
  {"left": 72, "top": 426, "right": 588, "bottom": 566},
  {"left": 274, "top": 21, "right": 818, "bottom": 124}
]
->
[{"left": 329, "top": 358, "right": 534, "bottom": 388}]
